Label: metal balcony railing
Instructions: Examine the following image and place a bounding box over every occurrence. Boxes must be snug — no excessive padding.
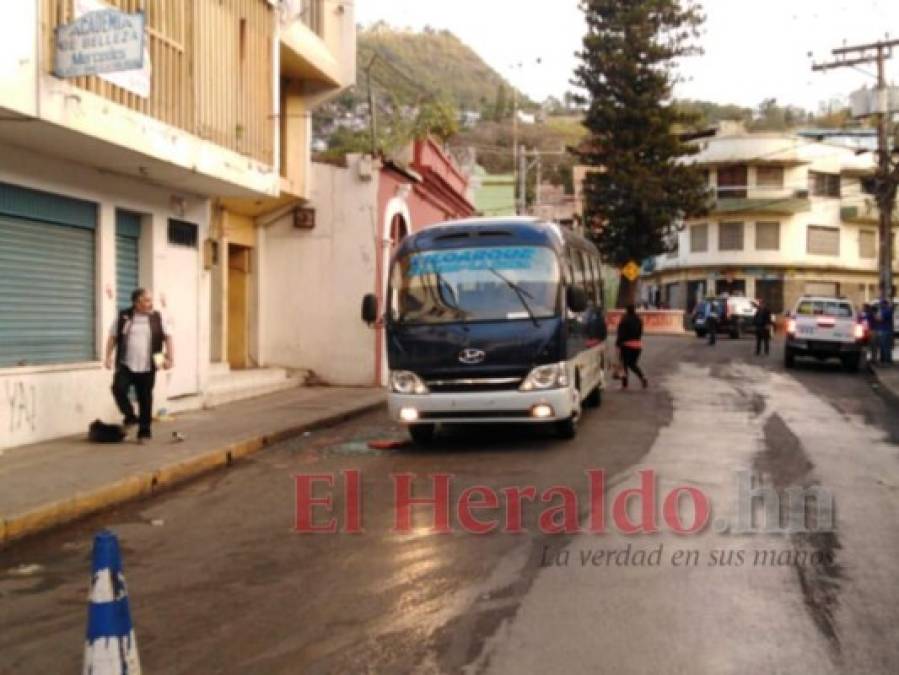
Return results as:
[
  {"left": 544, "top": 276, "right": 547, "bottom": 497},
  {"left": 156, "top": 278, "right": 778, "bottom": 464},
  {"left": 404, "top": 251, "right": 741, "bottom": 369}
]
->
[
  {"left": 715, "top": 186, "right": 804, "bottom": 201},
  {"left": 301, "top": 0, "right": 324, "bottom": 37}
]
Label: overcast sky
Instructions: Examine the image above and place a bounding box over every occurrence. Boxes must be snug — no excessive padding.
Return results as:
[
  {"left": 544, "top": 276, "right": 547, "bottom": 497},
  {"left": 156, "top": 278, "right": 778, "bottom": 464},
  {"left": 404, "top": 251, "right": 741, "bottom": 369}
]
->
[{"left": 355, "top": 0, "right": 899, "bottom": 113}]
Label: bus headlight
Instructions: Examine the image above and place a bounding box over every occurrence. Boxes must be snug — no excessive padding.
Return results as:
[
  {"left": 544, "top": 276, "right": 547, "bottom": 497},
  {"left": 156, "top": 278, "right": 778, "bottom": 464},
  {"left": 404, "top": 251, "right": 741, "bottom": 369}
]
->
[
  {"left": 520, "top": 362, "right": 569, "bottom": 391},
  {"left": 389, "top": 370, "right": 429, "bottom": 395}
]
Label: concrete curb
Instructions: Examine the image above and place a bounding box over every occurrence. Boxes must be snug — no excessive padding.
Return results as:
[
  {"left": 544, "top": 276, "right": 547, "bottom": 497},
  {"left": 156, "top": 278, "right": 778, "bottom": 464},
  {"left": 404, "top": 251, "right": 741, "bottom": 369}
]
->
[
  {"left": 0, "top": 398, "right": 384, "bottom": 548},
  {"left": 870, "top": 365, "right": 899, "bottom": 405}
]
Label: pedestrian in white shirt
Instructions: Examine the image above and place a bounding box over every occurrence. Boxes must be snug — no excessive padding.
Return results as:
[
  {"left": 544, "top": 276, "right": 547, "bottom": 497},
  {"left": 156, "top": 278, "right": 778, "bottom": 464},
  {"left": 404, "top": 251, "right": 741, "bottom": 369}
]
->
[{"left": 104, "top": 289, "right": 174, "bottom": 442}]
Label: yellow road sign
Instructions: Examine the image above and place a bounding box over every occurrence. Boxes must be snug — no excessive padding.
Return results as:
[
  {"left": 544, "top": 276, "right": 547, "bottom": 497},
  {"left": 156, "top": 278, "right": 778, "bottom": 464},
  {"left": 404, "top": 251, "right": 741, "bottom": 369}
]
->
[{"left": 621, "top": 260, "right": 641, "bottom": 282}]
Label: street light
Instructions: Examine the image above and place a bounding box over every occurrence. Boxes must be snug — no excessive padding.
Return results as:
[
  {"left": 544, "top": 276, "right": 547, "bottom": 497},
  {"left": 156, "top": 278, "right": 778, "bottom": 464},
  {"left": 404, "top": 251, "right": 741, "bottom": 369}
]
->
[{"left": 508, "top": 58, "right": 542, "bottom": 215}]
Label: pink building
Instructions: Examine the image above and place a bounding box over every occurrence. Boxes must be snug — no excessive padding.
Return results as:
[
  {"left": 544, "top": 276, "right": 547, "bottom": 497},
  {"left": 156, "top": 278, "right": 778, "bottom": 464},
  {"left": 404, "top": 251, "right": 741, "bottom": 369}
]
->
[{"left": 373, "top": 137, "right": 476, "bottom": 384}]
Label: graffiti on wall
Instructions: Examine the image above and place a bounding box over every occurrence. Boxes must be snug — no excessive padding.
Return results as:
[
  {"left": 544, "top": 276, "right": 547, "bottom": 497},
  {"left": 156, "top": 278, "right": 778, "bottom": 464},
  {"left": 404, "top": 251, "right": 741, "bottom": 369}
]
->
[{"left": 4, "top": 381, "right": 37, "bottom": 434}]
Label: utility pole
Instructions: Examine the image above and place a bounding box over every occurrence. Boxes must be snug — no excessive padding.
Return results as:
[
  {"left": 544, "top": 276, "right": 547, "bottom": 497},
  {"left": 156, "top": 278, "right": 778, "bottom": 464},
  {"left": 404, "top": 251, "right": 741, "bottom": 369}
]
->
[
  {"left": 813, "top": 38, "right": 899, "bottom": 299},
  {"left": 513, "top": 86, "right": 519, "bottom": 212},
  {"left": 364, "top": 55, "right": 379, "bottom": 156},
  {"left": 518, "top": 147, "right": 528, "bottom": 215}
]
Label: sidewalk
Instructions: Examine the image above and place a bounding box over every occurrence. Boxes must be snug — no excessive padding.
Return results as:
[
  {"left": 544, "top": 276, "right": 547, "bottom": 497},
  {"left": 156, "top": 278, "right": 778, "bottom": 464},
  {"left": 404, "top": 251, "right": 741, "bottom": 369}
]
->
[
  {"left": 0, "top": 386, "right": 385, "bottom": 547},
  {"left": 870, "top": 343, "right": 899, "bottom": 402}
]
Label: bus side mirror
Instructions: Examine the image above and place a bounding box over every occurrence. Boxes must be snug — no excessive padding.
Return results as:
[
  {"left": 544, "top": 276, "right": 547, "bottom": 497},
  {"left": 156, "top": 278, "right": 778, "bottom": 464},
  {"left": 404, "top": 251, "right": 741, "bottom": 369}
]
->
[
  {"left": 361, "top": 294, "right": 378, "bottom": 325},
  {"left": 567, "top": 287, "right": 588, "bottom": 313}
]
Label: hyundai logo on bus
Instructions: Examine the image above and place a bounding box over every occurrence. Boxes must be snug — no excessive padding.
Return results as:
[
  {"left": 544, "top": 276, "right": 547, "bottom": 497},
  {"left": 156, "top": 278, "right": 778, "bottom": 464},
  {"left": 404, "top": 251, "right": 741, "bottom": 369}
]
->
[{"left": 459, "top": 348, "right": 487, "bottom": 365}]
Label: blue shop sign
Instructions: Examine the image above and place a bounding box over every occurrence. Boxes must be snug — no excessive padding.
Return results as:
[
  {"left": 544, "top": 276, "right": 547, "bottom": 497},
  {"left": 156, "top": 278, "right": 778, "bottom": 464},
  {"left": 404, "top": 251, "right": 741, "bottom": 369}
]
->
[
  {"left": 407, "top": 247, "right": 540, "bottom": 277},
  {"left": 54, "top": 9, "right": 145, "bottom": 79}
]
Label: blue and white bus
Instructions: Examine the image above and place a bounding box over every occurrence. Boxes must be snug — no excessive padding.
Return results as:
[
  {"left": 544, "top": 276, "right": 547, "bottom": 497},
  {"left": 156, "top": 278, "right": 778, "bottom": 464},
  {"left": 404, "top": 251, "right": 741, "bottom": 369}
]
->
[{"left": 361, "top": 217, "right": 608, "bottom": 444}]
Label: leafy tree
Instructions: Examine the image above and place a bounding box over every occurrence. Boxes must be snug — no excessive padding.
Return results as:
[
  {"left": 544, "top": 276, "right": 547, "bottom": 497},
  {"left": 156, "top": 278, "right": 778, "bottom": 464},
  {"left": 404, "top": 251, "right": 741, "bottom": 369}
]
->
[
  {"left": 413, "top": 97, "right": 460, "bottom": 141},
  {"left": 573, "top": 0, "right": 710, "bottom": 306},
  {"left": 494, "top": 84, "right": 509, "bottom": 122}
]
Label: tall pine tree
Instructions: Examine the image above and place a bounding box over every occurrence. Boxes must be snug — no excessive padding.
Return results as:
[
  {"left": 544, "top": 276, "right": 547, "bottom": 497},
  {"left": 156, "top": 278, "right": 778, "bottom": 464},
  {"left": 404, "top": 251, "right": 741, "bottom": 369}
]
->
[{"left": 573, "top": 0, "right": 709, "bottom": 306}]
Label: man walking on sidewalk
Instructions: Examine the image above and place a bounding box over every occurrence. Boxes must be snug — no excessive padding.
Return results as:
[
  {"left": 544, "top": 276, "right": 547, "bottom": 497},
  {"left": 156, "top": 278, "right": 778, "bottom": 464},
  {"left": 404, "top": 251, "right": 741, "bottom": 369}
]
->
[
  {"left": 753, "top": 298, "right": 773, "bottom": 356},
  {"left": 104, "top": 289, "right": 174, "bottom": 442}
]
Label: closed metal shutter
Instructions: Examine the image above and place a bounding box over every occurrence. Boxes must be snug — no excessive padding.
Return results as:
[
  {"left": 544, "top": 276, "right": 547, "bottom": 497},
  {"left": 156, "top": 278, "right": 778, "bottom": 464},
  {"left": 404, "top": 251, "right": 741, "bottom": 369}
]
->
[
  {"left": 859, "top": 230, "right": 876, "bottom": 259},
  {"left": 755, "top": 222, "right": 781, "bottom": 251},
  {"left": 690, "top": 224, "right": 708, "bottom": 252},
  {"left": 116, "top": 211, "right": 141, "bottom": 311},
  {"left": 719, "top": 222, "right": 744, "bottom": 251},
  {"left": 804, "top": 281, "right": 839, "bottom": 297},
  {"left": 0, "top": 183, "right": 97, "bottom": 368},
  {"left": 807, "top": 226, "right": 840, "bottom": 256}
]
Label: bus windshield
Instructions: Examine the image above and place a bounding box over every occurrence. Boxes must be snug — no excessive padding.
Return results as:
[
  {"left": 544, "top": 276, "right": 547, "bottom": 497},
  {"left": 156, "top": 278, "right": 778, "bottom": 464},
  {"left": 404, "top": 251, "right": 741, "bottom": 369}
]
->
[{"left": 389, "top": 246, "right": 561, "bottom": 325}]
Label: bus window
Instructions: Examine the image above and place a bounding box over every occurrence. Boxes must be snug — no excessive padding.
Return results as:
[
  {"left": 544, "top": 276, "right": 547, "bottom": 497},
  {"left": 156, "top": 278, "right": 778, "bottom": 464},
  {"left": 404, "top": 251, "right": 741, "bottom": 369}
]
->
[
  {"left": 563, "top": 247, "right": 575, "bottom": 285},
  {"left": 591, "top": 257, "right": 604, "bottom": 306},
  {"left": 577, "top": 250, "right": 590, "bottom": 301},
  {"left": 571, "top": 248, "right": 587, "bottom": 293},
  {"left": 581, "top": 250, "right": 598, "bottom": 304}
]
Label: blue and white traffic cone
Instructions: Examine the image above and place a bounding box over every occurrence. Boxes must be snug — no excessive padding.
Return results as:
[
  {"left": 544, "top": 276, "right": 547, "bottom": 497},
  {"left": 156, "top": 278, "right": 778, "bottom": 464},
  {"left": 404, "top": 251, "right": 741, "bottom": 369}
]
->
[{"left": 83, "top": 530, "right": 141, "bottom": 674}]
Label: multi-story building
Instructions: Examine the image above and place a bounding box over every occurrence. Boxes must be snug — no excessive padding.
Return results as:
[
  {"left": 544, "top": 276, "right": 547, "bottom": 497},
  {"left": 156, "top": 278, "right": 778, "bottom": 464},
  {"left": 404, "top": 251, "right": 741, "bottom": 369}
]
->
[
  {"left": 0, "top": 0, "right": 355, "bottom": 449},
  {"left": 642, "top": 128, "right": 897, "bottom": 315}
]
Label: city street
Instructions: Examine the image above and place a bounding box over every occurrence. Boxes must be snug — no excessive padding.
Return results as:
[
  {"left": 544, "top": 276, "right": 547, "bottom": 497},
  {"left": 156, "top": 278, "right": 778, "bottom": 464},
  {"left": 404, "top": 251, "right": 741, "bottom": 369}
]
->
[{"left": 2, "top": 335, "right": 899, "bottom": 674}]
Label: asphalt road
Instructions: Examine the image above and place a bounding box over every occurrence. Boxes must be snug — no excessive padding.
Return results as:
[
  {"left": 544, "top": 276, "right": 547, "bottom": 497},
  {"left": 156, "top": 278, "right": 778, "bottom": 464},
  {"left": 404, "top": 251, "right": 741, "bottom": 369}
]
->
[{"left": 2, "top": 335, "right": 898, "bottom": 674}]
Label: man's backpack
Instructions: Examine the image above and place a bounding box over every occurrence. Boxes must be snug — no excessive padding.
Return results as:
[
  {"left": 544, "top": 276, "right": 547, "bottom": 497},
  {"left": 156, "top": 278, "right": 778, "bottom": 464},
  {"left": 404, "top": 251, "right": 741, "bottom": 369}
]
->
[{"left": 88, "top": 419, "right": 126, "bottom": 443}]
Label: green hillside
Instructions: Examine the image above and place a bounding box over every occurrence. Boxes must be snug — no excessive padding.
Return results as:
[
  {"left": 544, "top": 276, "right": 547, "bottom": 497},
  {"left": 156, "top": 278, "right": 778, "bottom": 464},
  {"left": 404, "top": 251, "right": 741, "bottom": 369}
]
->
[{"left": 354, "top": 24, "right": 529, "bottom": 111}]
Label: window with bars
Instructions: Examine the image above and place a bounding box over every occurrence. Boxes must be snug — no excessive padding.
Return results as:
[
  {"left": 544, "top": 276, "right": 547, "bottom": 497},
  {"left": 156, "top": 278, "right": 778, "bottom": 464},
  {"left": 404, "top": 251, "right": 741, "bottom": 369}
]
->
[
  {"left": 756, "top": 166, "right": 784, "bottom": 188},
  {"left": 168, "top": 220, "right": 199, "bottom": 248},
  {"left": 859, "top": 230, "right": 876, "bottom": 259},
  {"left": 690, "top": 224, "right": 708, "bottom": 252},
  {"left": 809, "top": 172, "right": 841, "bottom": 198},
  {"left": 755, "top": 222, "right": 780, "bottom": 250},
  {"left": 807, "top": 225, "right": 840, "bottom": 256},
  {"left": 718, "top": 222, "right": 744, "bottom": 251},
  {"left": 716, "top": 165, "right": 748, "bottom": 199}
]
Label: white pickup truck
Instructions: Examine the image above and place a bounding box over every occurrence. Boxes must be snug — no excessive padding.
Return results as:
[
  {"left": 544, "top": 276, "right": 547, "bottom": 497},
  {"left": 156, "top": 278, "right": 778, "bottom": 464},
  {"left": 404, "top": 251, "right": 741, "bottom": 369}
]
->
[{"left": 784, "top": 296, "right": 866, "bottom": 371}]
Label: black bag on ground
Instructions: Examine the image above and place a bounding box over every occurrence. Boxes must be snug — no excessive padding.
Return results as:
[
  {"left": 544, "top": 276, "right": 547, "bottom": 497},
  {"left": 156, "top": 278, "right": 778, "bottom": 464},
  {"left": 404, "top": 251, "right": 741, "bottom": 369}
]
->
[{"left": 88, "top": 419, "right": 127, "bottom": 443}]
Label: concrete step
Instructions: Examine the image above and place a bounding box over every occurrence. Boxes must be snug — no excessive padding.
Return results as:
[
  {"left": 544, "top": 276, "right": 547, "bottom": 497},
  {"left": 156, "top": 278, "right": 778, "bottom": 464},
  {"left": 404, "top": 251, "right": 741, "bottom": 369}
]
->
[
  {"left": 208, "top": 362, "right": 232, "bottom": 378},
  {"left": 204, "top": 368, "right": 301, "bottom": 408}
]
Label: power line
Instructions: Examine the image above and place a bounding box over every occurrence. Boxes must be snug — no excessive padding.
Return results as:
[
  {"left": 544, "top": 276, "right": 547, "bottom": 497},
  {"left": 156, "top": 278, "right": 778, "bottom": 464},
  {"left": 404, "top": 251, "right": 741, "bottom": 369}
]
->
[{"left": 812, "top": 37, "right": 899, "bottom": 297}]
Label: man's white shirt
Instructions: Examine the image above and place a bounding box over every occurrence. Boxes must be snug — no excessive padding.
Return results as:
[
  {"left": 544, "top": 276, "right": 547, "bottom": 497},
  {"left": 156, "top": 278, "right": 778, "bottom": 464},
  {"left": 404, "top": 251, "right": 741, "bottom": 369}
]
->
[{"left": 109, "top": 313, "right": 172, "bottom": 373}]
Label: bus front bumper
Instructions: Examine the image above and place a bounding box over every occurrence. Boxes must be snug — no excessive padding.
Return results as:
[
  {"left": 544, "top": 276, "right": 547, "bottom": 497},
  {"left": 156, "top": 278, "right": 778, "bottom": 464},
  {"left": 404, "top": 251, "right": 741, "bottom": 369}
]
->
[{"left": 388, "top": 388, "right": 577, "bottom": 425}]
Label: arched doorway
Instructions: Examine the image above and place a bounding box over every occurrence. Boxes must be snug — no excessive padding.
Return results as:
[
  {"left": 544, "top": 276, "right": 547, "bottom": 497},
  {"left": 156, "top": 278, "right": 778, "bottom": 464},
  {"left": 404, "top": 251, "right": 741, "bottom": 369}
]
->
[{"left": 377, "top": 197, "right": 412, "bottom": 386}]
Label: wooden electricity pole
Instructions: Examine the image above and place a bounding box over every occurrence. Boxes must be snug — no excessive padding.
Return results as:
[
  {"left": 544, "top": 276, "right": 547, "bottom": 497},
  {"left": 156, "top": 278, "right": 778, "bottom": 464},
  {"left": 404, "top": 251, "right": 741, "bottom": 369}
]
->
[{"left": 813, "top": 38, "right": 899, "bottom": 298}]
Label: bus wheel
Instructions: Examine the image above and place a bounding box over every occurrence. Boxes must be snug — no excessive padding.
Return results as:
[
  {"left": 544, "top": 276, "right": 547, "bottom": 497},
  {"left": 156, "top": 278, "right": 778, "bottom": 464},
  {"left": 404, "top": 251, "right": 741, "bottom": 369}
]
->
[
  {"left": 584, "top": 386, "right": 602, "bottom": 408},
  {"left": 408, "top": 424, "right": 436, "bottom": 445}
]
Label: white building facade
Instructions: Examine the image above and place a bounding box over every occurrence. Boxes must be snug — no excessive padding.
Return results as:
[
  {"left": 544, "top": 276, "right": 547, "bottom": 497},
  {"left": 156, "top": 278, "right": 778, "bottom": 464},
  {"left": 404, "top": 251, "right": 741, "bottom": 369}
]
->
[
  {"left": 0, "top": 0, "right": 355, "bottom": 450},
  {"left": 643, "top": 131, "right": 897, "bottom": 315}
]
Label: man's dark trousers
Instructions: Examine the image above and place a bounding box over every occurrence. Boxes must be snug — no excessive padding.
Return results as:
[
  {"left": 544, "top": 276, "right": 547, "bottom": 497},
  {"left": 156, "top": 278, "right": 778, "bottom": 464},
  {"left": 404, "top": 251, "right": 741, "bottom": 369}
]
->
[
  {"left": 112, "top": 366, "right": 155, "bottom": 435},
  {"left": 756, "top": 327, "right": 771, "bottom": 355}
]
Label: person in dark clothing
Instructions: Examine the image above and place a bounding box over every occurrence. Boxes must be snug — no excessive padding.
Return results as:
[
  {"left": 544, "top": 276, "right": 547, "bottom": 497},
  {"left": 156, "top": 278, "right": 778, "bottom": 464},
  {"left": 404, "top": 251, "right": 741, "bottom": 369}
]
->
[
  {"left": 753, "top": 299, "right": 774, "bottom": 356},
  {"left": 861, "top": 303, "right": 878, "bottom": 365},
  {"left": 104, "top": 289, "right": 174, "bottom": 442},
  {"left": 616, "top": 304, "right": 647, "bottom": 389},
  {"left": 707, "top": 301, "right": 719, "bottom": 346},
  {"left": 879, "top": 299, "right": 894, "bottom": 364}
]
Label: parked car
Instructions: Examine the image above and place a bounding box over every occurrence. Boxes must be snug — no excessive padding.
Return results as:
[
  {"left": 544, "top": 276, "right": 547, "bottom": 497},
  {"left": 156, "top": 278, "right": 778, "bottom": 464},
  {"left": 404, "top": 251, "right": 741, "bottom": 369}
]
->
[
  {"left": 784, "top": 296, "right": 866, "bottom": 371},
  {"left": 692, "top": 295, "right": 758, "bottom": 339}
]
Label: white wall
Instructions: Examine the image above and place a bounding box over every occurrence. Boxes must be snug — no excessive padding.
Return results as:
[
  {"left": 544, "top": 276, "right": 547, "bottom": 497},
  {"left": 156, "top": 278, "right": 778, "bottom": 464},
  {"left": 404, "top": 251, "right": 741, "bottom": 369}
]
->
[
  {"left": 259, "top": 158, "right": 378, "bottom": 385},
  {"left": 0, "top": 143, "right": 211, "bottom": 450},
  {"left": 0, "top": 0, "right": 38, "bottom": 117}
]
